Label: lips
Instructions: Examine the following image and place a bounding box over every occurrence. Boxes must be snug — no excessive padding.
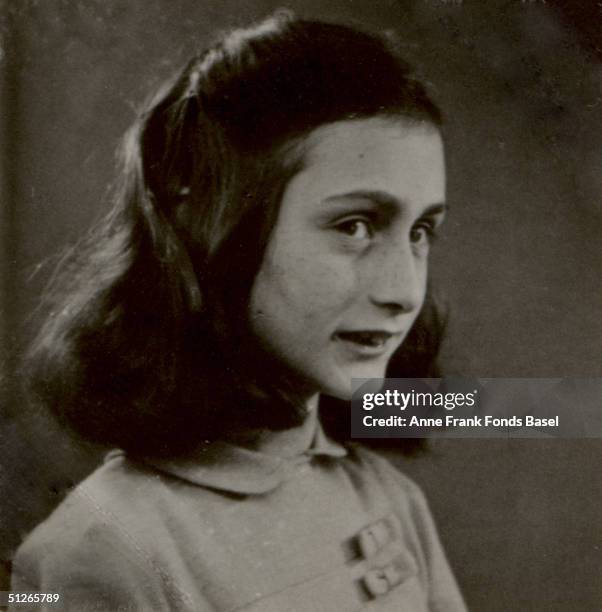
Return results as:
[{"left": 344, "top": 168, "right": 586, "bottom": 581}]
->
[
  {"left": 335, "top": 330, "right": 393, "bottom": 348},
  {"left": 332, "top": 329, "right": 405, "bottom": 361}
]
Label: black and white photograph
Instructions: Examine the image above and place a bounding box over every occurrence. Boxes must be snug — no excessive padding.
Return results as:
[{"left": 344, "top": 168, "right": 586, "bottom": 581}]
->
[{"left": 1, "top": 1, "right": 601, "bottom": 610}]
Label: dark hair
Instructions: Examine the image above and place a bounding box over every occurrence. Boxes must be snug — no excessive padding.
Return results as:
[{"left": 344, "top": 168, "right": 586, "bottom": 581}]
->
[{"left": 27, "top": 12, "right": 443, "bottom": 458}]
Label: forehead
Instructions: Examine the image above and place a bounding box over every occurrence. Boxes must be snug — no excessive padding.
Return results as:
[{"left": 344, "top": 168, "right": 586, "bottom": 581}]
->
[{"left": 287, "top": 117, "right": 446, "bottom": 206}]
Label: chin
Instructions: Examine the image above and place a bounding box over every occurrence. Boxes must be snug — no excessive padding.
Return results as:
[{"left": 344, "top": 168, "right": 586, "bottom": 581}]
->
[{"left": 319, "top": 363, "right": 389, "bottom": 401}]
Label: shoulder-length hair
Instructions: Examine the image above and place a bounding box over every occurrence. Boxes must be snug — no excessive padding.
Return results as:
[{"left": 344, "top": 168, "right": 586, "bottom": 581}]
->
[{"left": 27, "top": 11, "right": 443, "bottom": 458}]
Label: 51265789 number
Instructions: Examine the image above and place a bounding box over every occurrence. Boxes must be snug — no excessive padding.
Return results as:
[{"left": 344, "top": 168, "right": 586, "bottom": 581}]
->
[{"left": 3, "top": 592, "right": 61, "bottom": 606}]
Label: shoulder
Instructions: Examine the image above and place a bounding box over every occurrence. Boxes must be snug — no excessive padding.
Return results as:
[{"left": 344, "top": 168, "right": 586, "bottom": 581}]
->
[
  {"left": 340, "top": 444, "right": 437, "bottom": 558},
  {"left": 17, "top": 452, "right": 168, "bottom": 552},
  {"left": 11, "top": 453, "right": 196, "bottom": 609},
  {"left": 343, "top": 443, "right": 427, "bottom": 505},
  {"left": 14, "top": 449, "right": 207, "bottom": 559},
  {"left": 342, "top": 445, "right": 467, "bottom": 610}
]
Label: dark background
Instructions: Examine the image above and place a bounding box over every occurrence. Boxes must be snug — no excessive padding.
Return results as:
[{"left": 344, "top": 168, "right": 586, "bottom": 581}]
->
[{"left": 1, "top": 1, "right": 601, "bottom": 610}]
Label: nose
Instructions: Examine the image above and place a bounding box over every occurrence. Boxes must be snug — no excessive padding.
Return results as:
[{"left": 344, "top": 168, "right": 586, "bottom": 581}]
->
[{"left": 367, "top": 241, "right": 426, "bottom": 315}]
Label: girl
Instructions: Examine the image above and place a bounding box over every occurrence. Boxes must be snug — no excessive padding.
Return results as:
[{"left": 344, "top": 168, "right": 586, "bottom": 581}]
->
[{"left": 12, "top": 12, "right": 465, "bottom": 611}]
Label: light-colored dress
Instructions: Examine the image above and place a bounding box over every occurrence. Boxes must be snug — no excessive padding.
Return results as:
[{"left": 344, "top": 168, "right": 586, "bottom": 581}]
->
[{"left": 11, "top": 413, "right": 466, "bottom": 611}]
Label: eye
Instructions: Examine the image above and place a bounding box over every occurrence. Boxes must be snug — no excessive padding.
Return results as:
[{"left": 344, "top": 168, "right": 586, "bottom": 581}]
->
[
  {"left": 334, "top": 218, "right": 373, "bottom": 240},
  {"left": 410, "top": 220, "right": 436, "bottom": 246}
]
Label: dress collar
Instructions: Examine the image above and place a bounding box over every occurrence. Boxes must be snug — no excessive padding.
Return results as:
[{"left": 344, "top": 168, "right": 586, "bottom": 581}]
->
[{"left": 108, "top": 415, "right": 346, "bottom": 496}]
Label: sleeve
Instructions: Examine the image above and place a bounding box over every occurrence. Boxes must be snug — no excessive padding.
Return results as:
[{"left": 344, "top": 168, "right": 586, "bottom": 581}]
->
[
  {"left": 356, "top": 446, "right": 467, "bottom": 612},
  {"left": 10, "top": 492, "right": 212, "bottom": 612}
]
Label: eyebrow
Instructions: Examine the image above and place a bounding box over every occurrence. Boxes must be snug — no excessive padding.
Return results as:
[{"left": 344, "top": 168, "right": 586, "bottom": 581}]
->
[{"left": 323, "top": 190, "right": 448, "bottom": 216}]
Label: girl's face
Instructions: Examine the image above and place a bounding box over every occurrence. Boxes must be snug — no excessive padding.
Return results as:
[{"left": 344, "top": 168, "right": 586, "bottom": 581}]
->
[{"left": 249, "top": 118, "right": 446, "bottom": 401}]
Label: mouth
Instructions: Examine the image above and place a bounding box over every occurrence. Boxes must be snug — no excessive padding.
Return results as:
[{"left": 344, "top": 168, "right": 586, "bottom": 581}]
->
[{"left": 333, "top": 330, "right": 400, "bottom": 357}]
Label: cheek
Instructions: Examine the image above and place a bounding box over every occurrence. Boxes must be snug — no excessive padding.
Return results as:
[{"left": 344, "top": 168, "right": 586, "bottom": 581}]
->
[{"left": 252, "top": 245, "right": 357, "bottom": 327}]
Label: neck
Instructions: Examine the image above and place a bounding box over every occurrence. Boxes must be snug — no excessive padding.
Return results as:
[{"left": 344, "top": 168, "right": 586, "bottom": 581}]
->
[{"left": 226, "top": 400, "right": 320, "bottom": 458}]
